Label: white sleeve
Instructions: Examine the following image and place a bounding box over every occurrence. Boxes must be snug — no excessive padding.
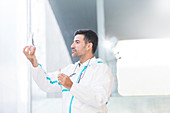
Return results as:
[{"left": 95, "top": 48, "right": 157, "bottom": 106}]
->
[
  {"left": 70, "top": 64, "right": 114, "bottom": 108},
  {"left": 31, "top": 64, "right": 62, "bottom": 92}
]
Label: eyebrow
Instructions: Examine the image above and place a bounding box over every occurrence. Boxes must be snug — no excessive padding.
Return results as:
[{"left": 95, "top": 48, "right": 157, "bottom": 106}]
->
[{"left": 74, "top": 39, "right": 80, "bottom": 42}]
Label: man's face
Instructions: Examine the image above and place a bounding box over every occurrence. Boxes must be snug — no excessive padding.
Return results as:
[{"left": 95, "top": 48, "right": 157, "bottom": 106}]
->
[{"left": 71, "top": 34, "right": 88, "bottom": 58}]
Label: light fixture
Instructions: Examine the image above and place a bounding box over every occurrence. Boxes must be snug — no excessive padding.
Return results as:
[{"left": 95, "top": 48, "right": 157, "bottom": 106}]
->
[{"left": 103, "top": 36, "right": 118, "bottom": 50}]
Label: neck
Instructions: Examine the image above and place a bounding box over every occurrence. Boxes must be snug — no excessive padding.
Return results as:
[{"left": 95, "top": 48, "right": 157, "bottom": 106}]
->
[{"left": 79, "top": 54, "right": 94, "bottom": 64}]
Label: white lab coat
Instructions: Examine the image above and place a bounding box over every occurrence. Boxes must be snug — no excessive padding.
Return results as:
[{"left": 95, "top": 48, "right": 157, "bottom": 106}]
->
[{"left": 32, "top": 57, "right": 114, "bottom": 113}]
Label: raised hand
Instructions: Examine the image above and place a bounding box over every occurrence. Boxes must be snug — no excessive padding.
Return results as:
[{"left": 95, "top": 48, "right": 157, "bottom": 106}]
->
[{"left": 23, "top": 46, "right": 38, "bottom": 67}]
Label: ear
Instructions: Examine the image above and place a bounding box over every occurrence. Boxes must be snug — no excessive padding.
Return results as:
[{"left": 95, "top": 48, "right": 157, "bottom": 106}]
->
[{"left": 87, "top": 42, "right": 93, "bottom": 51}]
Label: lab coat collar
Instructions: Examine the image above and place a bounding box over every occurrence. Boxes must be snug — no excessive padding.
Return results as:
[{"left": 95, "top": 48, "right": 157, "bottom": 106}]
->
[{"left": 75, "top": 57, "right": 97, "bottom": 67}]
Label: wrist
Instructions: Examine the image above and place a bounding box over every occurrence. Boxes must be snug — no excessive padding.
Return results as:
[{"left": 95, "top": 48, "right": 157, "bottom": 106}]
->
[
  {"left": 68, "top": 82, "right": 73, "bottom": 90},
  {"left": 31, "top": 58, "right": 38, "bottom": 67}
]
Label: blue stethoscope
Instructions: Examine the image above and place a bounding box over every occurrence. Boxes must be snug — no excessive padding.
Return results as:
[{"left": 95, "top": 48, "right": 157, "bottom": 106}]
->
[
  {"left": 69, "top": 59, "right": 91, "bottom": 113},
  {"left": 70, "top": 58, "right": 91, "bottom": 83},
  {"left": 57, "top": 58, "right": 91, "bottom": 86}
]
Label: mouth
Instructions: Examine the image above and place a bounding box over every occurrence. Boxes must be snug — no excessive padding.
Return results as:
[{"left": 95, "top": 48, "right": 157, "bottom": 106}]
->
[{"left": 72, "top": 49, "right": 76, "bottom": 53}]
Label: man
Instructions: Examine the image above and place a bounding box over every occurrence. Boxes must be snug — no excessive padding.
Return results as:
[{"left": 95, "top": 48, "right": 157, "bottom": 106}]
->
[{"left": 23, "top": 29, "right": 114, "bottom": 113}]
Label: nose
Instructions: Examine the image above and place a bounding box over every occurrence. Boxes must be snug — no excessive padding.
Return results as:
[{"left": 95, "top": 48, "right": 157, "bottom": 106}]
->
[{"left": 71, "top": 42, "right": 75, "bottom": 49}]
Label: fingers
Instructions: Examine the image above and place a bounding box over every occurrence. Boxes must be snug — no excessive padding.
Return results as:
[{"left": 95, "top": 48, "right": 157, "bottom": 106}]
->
[
  {"left": 23, "top": 46, "right": 30, "bottom": 56},
  {"left": 58, "top": 73, "right": 65, "bottom": 82},
  {"left": 23, "top": 46, "right": 36, "bottom": 56},
  {"left": 58, "top": 73, "right": 73, "bottom": 89},
  {"left": 58, "top": 73, "right": 68, "bottom": 83},
  {"left": 30, "top": 46, "right": 36, "bottom": 55},
  {"left": 23, "top": 46, "right": 29, "bottom": 54}
]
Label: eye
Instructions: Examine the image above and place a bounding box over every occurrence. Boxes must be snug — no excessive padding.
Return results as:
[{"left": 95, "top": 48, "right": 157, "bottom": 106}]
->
[{"left": 75, "top": 40, "right": 80, "bottom": 43}]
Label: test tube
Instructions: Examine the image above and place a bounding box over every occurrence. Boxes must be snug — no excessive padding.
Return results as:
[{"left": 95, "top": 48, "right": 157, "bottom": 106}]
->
[{"left": 58, "top": 68, "right": 62, "bottom": 85}]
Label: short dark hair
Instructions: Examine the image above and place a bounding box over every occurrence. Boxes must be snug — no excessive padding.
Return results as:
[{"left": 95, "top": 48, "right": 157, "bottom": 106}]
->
[{"left": 74, "top": 29, "right": 98, "bottom": 54}]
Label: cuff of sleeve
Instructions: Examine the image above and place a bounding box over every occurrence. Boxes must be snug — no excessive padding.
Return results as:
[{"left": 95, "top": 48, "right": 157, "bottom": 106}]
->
[
  {"left": 31, "top": 65, "right": 41, "bottom": 75},
  {"left": 32, "top": 65, "right": 41, "bottom": 69},
  {"left": 70, "top": 83, "right": 78, "bottom": 96}
]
